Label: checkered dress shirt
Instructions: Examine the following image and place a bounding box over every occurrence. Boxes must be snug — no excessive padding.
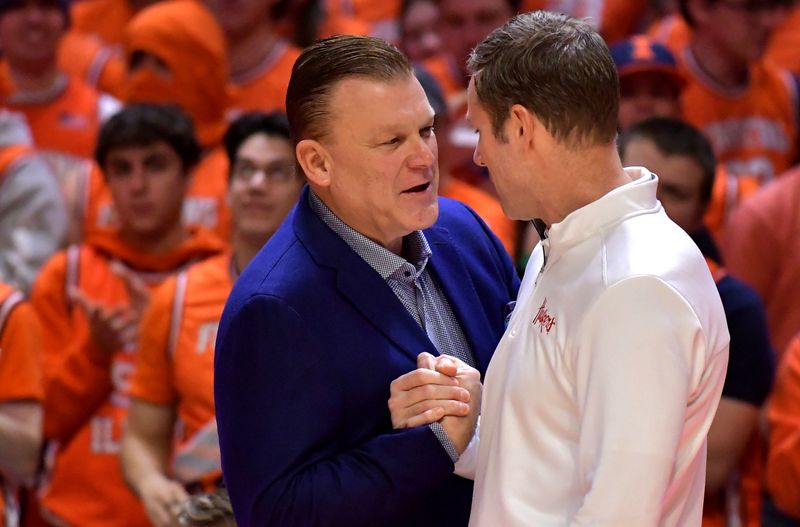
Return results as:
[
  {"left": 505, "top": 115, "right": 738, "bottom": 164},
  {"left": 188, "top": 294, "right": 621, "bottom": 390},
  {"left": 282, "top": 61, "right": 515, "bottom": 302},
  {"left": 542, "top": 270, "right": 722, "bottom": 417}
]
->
[{"left": 309, "top": 191, "right": 473, "bottom": 461}]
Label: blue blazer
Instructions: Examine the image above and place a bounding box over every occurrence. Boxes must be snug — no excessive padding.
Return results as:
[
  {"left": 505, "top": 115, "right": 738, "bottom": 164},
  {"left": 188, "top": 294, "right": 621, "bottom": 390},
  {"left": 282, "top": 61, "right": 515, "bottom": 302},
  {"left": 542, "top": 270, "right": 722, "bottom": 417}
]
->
[{"left": 215, "top": 187, "right": 520, "bottom": 526}]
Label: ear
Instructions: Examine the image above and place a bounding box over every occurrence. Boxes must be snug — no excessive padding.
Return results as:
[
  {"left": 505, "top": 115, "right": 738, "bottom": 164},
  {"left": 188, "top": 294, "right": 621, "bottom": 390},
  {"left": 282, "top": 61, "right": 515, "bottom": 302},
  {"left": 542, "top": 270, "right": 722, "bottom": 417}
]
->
[
  {"left": 509, "top": 103, "right": 536, "bottom": 149},
  {"left": 296, "top": 139, "right": 332, "bottom": 187}
]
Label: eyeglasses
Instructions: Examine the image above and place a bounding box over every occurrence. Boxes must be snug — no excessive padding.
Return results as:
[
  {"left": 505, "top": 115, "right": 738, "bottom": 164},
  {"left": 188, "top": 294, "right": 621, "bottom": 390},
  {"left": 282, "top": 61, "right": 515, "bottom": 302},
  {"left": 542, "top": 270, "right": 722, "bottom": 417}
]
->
[
  {"left": 716, "top": 0, "right": 793, "bottom": 13},
  {"left": 231, "top": 159, "right": 297, "bottom": 184}
]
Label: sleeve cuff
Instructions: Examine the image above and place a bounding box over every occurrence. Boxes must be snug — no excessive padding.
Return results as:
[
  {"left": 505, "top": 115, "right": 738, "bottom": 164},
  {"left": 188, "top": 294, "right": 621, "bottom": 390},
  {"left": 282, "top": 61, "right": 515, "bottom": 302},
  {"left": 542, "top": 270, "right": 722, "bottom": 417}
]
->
[{"left": 429, "top": 421, "right": 459, "bottom": 462}]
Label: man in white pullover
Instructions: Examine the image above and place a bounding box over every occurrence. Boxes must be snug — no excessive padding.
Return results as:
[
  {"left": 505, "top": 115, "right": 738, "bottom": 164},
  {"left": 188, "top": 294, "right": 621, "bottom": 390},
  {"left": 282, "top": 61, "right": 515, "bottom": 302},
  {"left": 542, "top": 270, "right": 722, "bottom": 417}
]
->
[{"left": 388, "top": 11, "right": 730, "bottom": 527}]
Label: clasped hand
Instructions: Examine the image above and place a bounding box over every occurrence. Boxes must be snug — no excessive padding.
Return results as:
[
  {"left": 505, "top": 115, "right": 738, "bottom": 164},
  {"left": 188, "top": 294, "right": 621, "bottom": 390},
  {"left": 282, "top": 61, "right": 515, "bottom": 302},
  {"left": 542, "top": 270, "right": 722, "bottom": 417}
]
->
[{"left": 388, "top": 352, "right": 481, "bottom": 455}]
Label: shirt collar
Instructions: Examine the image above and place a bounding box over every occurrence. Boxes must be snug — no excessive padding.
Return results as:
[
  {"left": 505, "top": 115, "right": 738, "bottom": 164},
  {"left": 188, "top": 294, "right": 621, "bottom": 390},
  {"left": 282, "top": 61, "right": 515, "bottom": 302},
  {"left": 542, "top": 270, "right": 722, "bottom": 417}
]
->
[
  {"left": 308, "top": 190, "right": 432, "bottom": 280},
  {"left": 546, "top": 167, "right": 661, "bottom": 252}
]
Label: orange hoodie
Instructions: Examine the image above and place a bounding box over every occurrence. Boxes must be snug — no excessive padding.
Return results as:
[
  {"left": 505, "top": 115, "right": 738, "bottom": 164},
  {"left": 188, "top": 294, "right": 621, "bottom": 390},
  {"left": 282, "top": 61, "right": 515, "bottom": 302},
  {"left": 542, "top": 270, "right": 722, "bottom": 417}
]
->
[
  {"left": 30, "top": 228, "right": 223, "bottom": 527},
  {"left": 123, "top": 0, "right": 232, "bottom": 149}
]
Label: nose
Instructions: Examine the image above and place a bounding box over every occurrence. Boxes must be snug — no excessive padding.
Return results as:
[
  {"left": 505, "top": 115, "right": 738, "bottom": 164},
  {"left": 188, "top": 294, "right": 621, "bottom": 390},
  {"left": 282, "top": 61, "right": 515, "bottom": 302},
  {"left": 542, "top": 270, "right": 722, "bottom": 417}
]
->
[
  {"left": 129, "top": 167, "right": 148, "bottom": 192},
  {"left": 410, "top": 135, "right": 436, "bottom": 169}
]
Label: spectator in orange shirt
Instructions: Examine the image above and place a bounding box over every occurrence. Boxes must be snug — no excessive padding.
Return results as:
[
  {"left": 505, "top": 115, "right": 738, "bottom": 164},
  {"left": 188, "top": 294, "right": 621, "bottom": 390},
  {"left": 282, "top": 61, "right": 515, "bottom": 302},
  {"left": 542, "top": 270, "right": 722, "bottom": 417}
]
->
[
  {"left": 676, "top": 0, "right": 798, "bottom": 196},
  {"left": 120, "top": 112, "right": 303, "bottom": 527},
  {"left": 0, "top": 282, "right": 44, "bottom": 526},
  {"left": 202, "top": 0, "right": 301, "bottom": 119},
  {"left": 29, "top": 103, "right": 224, "bottom": 527},
  {"left": 610, "top": 33, "right": 760, "bottom": 241},
  {"left": 723, "top": 165, "right": 800, "bottom": 357},
  {"left": 0, "top": 0, "right": 120, "bottom": 159},
  {"left": 620, "top": 117, "right": 776, "bottom": 527}
]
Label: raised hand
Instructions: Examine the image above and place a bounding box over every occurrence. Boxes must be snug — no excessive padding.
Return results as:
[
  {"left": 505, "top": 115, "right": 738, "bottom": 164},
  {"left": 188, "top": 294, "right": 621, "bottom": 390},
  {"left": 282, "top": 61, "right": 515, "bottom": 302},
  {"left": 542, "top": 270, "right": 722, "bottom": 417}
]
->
[{"left": 68, "top": 287, "right": 138, "bottom": 355}]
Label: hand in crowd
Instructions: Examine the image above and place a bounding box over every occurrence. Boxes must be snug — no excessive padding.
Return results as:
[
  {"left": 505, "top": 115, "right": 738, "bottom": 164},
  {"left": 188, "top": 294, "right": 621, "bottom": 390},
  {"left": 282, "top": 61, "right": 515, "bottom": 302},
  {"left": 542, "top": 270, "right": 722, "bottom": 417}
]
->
[
  {"left": 139, "top": 472, "right": 190, "bottom": 527},
  {"left": 388, "top": 352, "right": 482, "bottom": 454},
  {"left": 67, "top": 262, "right": 151, "bottom": 355},
  {"left": 68, "top": 287, "right": 139, "bottom": 355}
]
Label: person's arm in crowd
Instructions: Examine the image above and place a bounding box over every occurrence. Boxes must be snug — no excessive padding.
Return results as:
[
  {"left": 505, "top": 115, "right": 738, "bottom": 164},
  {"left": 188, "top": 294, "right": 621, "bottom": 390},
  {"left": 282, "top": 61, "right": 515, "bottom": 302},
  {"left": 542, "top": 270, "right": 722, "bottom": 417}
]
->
[
  {"left": 569, "top": 277, "right": 727, "bottom": 527},
  {"left": 122, "top": 278, "right": 188, "bottom": 527},
  {"left": 0, "top": 156, "right": 67, "bottom": 293},
  {"left": 29, "top": 253, "right": 119, "bottom": 442},
  {"left": 766, "top": 335, "right": 800, "bottom": 519},
  {"left": 215, "top": 295, "right": 462, "bottom": 527},
  {"left": 122, "top": 399, "right": 187, "bottom": 527},
  {"left": 0, "top": 301, "right": 43, "bottom": 483}
]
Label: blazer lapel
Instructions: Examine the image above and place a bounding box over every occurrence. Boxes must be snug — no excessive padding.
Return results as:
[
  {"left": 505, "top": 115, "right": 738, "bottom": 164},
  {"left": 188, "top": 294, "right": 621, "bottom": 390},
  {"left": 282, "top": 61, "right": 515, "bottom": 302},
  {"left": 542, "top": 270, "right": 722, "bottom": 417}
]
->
[
  {"left": 425, "top": 225, "right": 496, "bottom": 375},
  {"left": 293, "top": 188, "right": 436, "bottom": 363}
]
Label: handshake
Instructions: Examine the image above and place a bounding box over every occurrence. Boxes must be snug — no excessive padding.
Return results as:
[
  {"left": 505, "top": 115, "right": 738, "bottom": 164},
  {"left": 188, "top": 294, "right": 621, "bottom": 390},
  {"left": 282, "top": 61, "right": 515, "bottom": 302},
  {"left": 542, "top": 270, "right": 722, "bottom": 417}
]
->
[{"left": 388, "top": 352, "right": 482, "bottom": 456}]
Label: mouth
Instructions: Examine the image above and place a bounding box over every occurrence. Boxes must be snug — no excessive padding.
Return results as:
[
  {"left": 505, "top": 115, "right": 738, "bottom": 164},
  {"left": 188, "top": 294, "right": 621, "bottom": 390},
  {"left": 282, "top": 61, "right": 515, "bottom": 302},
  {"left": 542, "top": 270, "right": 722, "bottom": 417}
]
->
[{"left": 402, "top": 182, "right": 432, "bottom": 194}]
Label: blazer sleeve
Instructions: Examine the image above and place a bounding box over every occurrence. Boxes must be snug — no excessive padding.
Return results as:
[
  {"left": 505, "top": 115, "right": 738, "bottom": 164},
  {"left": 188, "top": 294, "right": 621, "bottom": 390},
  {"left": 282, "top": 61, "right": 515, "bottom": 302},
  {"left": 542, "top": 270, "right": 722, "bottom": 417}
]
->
[{"left": 214, "top": 293, "right": 456, "bottom": 527}]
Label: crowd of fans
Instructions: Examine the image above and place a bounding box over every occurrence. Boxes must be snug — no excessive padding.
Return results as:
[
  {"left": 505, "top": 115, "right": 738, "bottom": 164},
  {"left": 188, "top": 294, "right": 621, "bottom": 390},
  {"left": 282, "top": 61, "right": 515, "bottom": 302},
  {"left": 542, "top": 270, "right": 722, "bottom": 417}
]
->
[{"left": 0, "top": 0, "right": 799, "bottom": 525}]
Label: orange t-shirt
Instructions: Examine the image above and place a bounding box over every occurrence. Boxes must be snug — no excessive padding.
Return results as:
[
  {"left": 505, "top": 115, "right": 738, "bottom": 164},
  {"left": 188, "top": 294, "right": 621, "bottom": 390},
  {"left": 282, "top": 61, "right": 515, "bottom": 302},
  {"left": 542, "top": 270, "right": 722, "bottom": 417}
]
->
[
  {"left": 0, "top": 283, "right": 43, "bottom": 403},
  {"left": 422, "top": 53, "right": 465, "bottom": 101},
  {"left": 30, "top": 229, "right": 223, "bottom": 527},
  {"left": 0, "top": 66, "right": 108, "bottom": 159},
  {"left": 129, "top": 253, "right": 233, "bottom": 484},
  {"left": 227, "top": 41, "right": 301, "bottom": 119},
  {"left": 83, "top": 148, "right": 231, "bottom": 245},
  {"left": 679, "top": 49, "right": 799, "bottom": 185},
  {"left": 766, "top": 333, "right": 800, "bottom": 519},
  {"left": 723, "top": 167, "right": 800, "bottom": 356},
  {"left": 0, "top": 283, "right": 44, "bottom": 523},
  {"left": 440, "top": 177, "right": 517, "bottom": 260}
]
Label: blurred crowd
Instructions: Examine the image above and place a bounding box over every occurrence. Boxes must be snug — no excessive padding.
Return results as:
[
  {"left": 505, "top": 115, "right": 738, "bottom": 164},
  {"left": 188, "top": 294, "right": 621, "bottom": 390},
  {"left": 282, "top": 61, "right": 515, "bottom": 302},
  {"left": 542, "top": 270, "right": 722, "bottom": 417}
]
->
[{"left": 0, "top": 0, "right": 799, "bottom": 525}]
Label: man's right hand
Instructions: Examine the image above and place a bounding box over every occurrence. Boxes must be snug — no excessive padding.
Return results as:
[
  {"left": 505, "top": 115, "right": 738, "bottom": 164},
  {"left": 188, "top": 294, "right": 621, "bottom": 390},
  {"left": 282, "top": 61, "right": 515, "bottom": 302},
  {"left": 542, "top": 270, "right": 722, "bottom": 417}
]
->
[{"left": 388, "top": 353, "right": 482, "bottom": 455}]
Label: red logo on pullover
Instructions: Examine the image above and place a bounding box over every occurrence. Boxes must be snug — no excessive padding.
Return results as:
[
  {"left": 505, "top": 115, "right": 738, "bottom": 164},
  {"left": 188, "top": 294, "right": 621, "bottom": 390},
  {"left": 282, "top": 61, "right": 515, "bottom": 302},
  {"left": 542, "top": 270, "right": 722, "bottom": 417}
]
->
[{"left": 532, "top": 299, "right": 556, "bottom": 334}]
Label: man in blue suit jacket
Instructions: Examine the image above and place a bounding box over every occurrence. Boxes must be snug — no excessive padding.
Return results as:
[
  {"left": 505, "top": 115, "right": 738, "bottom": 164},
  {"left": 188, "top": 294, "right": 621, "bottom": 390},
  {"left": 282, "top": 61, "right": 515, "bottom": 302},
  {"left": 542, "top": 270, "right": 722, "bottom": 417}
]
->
[{"left": 214, "top": 35, "right": 519, "bottom": 527}]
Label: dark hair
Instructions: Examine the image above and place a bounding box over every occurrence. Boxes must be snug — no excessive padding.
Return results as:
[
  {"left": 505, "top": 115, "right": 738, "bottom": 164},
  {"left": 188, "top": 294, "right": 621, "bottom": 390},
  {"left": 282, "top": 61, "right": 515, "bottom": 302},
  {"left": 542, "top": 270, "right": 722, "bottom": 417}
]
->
[
  {"left": 95, "top": 103, "right": 201, "bottom": 173},
  {"left": 0, "top": 0, "right": 69, "bottom": 18},
  {"left": 223, "top": 111, "right": 291, "bottom": 170},
  {"left": 286, "top": 34, "right": 412, "bottom": 146},
  {"left": 467, "top": 11, "right": 618, "bottom": 148},
  {"left": 619, "top": 117, "right": 716, "bottom": 204}
]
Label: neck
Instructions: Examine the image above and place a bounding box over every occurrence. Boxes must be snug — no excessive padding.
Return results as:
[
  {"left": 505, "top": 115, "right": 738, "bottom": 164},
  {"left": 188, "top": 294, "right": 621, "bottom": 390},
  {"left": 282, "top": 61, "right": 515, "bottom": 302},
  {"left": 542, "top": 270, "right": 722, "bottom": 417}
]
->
[
  {"left": 688, "top": 37, "right": 749, "bottom": 88},
  {"left": 227, "top": 24, "right": 280, "bottom": 80},
  {"left": 7, "top": 64, "right": 60, "bottom": 94},
  {"left": 232, "top": 230, "right": 270, "bottom": 272},
  {"left": 120, "top": 223, "right": 188, "bottom": 256},
  {"left": 540, "top": 144, "right": 630, "bottom": 225}
]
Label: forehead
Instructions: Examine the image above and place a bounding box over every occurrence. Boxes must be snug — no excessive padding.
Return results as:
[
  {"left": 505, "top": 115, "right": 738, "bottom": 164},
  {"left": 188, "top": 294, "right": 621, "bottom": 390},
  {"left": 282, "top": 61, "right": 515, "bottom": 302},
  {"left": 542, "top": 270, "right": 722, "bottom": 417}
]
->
[
  {"left": 236, "top": 133, "right": 292, "bottom": 160},
  {"left": 326, "top": 76, "right": 434, "bottom": 131},
  {"left": 106, "top": 141, "right": 177, "bottom": 161}
]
